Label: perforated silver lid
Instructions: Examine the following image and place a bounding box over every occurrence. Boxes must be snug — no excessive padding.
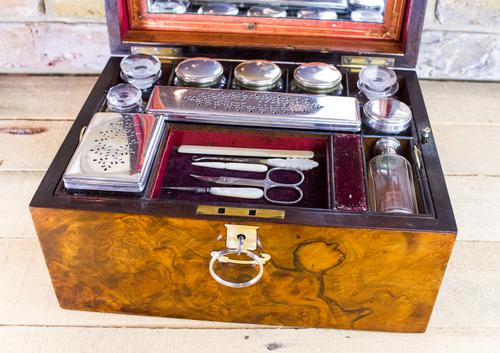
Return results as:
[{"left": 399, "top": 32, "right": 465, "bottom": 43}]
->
[
  {"left": 120, "top": 54, "right": 162, "bottom": 80},
  {"left": 175, "top": 57, "right": 224, "bottom": 85},
  {"left": 106, "top": 83, "right": 143, "bottom": 113},
  {"left": 63, "top": 113, "right": 164, "bottom": 192},
  {"left": 363, "top": 98, "right": 412, "bottom": 133},
  {"left": 234, "top": 60, "right": 282, "bottom": 88},
  {"left": 297, "top": 7, "right": 338, "bottom": 20},
  {"left": 351, "top": 9, "right": 384, "bottom": 22},
  {"left": 197, "top": 2, "right": 239, "bottom": 15},
  {"left": 294, "top": 62, "right": 342, "bottom": 90},
  {"left": 247, "top": 6, "right": 287, "bottom": 17}
]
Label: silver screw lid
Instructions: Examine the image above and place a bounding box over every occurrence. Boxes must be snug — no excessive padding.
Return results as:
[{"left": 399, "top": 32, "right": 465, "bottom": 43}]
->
[
  {"left": 297, "top": 7, "right": 338, "bottom": 20},
  {"left": 150, "top": 0, "right": 189, "bottom": 13},
  {"left": 175, "top": 57, "right": 224, "bottom": 85},
  {"left": 120, "top": 54, "right": 162, "bottom": 80},
  {"left": 294, "top": 62, "right": 342, "bottom": 90},
  {"left": 351, "top": 9, "right": 384, "bottom": 22},
  {"left": 374, "top": 137, "right": 401, "bottom": 155},
  {"left": 106, "top": 83, "right": 143, "bottom": 112},
  {"left": 247, "top": 6, "right": 287, "bottom": 18},
  {"left": 363, "top": 98, "right": 412, "bottom": 134},
  {"left": 234, "top": 60, "right": 282, "bottom": 88},
  {"left": 198, "top": 2, "right": 239, "bottom": 15}
]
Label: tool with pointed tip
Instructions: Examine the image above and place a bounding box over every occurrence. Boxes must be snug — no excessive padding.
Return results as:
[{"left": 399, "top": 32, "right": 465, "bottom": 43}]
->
[
  {"left": 163, "top": 187, "right": 264, "bottom": 199},
  {"left": 192, "top": 156, "right": 319, "bottom": 171},
  {"left": 192, "top": 161, "right": 268, "bottom": 173}
]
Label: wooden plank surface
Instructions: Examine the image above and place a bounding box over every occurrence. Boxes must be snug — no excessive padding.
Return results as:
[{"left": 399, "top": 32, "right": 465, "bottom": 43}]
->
[{"left": 0, "top": 77, "right": 499, "bottom": 352}]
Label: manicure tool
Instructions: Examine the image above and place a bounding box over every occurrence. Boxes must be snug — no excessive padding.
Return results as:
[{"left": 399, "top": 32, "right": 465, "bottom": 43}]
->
[
  {"left": 192, "top": 162, "right": 268, "bottom": 172},
  {"left": 163, "top": 187, "right": 264, "bottom": 199},
  {"left": 190, "top": 167, "right": 305, "bottom": 205},
  {"left": 192, "top": 156, "right": 319, "bottom": 171},
  {"left": 179, "top": 145, "right": 314, "bottom": 159}
]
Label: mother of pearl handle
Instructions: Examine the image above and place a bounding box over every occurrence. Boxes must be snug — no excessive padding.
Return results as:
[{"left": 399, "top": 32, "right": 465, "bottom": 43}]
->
[
  {"left": 210, "top": 187, "right": 264, "bottom": 199},
  {"left": 192, "top": 162, "right": 268, "bottom": 172}
]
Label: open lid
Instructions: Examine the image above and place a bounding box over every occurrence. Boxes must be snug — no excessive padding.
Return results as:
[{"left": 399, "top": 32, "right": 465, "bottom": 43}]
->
[{"left": 106, "top": 0, "right": 426, "bottom": 68}]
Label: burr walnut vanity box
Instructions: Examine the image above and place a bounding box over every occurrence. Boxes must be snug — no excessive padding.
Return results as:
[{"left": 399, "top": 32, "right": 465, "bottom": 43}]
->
[{"left": 30, "top": 0, "right": 457, "bottom": 332}]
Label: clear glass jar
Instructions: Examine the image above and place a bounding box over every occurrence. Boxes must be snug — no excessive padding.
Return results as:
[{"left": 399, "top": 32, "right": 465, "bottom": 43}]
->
[{"left": 367, "top": 137, "right": 418, "bottom": 214}]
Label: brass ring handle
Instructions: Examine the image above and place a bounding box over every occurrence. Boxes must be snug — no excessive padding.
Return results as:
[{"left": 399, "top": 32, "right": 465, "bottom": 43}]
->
[{"left": 209, "top": 249, "right": 264, "bottom": 288}]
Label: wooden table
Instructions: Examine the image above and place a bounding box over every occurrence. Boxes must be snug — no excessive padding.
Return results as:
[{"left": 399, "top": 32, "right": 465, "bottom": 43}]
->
[{"left": 0, "top": 76, "right": 498, "bottom": 352}]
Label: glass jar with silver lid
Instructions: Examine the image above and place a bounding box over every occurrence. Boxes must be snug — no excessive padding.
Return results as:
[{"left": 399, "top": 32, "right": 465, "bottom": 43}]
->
[
  {"left": 174, "top": 57, "right": 226, "bottom": 88},
  {"left": 357, "top": 65, "right": 398, "bottom": 100},
  {"left": 297, "top": 8, "right": 338, "bottom": 20},
  {"left": 197, "top": 2, "right": 239, "bottom": 15},
  {"left": 106, "top": 83, "right": 144, "bottom": 113},
  {"left": 363, "top": 98, "right": 412, "bottom": 134},
  {"left": 232, "top": 60, "right": 284, "bottom": 91},
  {"left": 290, "top": 62, "right": 343, "bottom": 95},
  {"left": 247, "top": 6, "right": 287, "bottom": 18},
  {"left": 120, "top": 54, "right": 162, "bottom": 90}
]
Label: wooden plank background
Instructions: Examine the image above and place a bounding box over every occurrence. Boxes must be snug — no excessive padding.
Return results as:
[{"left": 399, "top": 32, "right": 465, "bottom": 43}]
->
[{"left": 0, "top": 76, "right": 499, "bottom": 352}]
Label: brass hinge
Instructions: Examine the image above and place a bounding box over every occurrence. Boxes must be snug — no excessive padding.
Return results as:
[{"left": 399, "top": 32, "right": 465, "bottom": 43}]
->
[
  {"left": 341, "top": 56, "right": 396, "bottom": 71},
  {"left": 130, "top": 46, "right": 182, "bottom": 60}
]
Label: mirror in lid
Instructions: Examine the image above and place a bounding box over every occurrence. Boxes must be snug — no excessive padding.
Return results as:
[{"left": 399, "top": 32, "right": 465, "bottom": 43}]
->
[{"left": 148, "top": 0, "right": 386, "bottom": 23}]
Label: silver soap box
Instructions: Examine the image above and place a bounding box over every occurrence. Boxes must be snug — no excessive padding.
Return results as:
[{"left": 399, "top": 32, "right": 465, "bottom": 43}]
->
[{"left": 63, "top": 113, "right": 164, "bottom": 193}]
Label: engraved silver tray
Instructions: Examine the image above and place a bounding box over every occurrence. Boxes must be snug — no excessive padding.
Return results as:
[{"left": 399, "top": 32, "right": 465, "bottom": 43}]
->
[
  {"left": 63, "top": 113, "right": 164, "bottom": 192},
  {"left": 146, "top": 86, "right": 361, "bottom": 132}
]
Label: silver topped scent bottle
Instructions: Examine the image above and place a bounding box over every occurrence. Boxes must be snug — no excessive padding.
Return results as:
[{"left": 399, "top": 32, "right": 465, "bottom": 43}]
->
[
  {"left": 367, "top": 137, "right": 418, "bottom": 214},
  {"left": 291, "top": 62, "right": 343, "bottom": 95},
  {"left": 233, "top": 60, "right": 283, "bottom": 91},
  {"left": 357, "top": 65, "right": 398, "bottom": 100},
  {"left": 174, "top": 57, "right": 226, "bottom": 88},
  {"left": 106, "top": 83, "right": 144, "bottom": 113},
  {"left": 120, "top": 54, "right": 162, "bottom": 90}
]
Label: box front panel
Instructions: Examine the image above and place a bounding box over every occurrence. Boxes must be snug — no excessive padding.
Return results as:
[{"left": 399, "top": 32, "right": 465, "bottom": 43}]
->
[{"left": 32, "top": 207, "right": 455, "bottom": 332}]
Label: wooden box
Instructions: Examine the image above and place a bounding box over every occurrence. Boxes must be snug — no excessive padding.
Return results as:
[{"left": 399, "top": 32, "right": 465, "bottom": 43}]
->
[{"left": 30, "top": 0, "right": 456, "bottom": 332}]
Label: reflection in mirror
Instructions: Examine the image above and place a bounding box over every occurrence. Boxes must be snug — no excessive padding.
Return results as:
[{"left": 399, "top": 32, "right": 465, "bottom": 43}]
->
[{"left": 148, "top": 0, "right": 386, "bottom": 23}]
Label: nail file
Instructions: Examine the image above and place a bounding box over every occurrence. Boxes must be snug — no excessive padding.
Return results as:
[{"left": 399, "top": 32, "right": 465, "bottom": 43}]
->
[{"left": 179, "top": 145, "right": 314, "bottom": 159}]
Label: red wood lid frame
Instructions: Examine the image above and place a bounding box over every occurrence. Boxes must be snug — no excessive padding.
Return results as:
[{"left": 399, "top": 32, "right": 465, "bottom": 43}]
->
[{"left": 108, "top": 0, "right": 426, "bottom": 67}]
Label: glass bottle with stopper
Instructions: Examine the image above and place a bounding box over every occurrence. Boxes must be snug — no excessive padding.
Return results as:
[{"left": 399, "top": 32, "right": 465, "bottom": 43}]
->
[{"left": 367, "top": 137, "right": 418, "bottom": 214}]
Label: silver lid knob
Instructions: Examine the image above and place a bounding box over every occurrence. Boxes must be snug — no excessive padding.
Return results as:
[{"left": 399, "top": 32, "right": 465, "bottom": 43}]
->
[
  {"left": 234, "top": 60, "right": 282, "bottom": 88},
  {"left": 175, "top": 57, "right": 224, "bottom": 85}
]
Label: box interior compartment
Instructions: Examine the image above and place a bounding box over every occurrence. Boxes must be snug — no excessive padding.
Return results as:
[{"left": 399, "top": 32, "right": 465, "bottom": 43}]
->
[{"left": 148, "top": 123, "right": 333, "bottom": 209}]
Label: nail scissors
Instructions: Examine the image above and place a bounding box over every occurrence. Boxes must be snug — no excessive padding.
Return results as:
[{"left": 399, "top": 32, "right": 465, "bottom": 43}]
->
[{"left": 190, "top": 167, "right": 305, "bottom": 205}]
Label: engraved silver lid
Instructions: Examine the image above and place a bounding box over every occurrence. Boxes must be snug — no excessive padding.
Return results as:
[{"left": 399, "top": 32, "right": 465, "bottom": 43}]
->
[
  {"left": 106, "top": 83, "right": 143, "bottom": 113},
  {"left": 247, "top": 6, "right": 287, "bottom": 17},
  {"left": 294, "top": 62, "right": 342, "bottom": 90},
  {"left": 363, "top": 98, "right": 412, "bottom": 134},
  {"left": 351, "top": 9, "right": 384, "bottom": 22},
  {"left": 198, "top": 2, "right": 239, "bottom": 15},
  {"left": 150, "top": 0, "right": 189, "bottom": 13},
  {"left": 175, "top": 57, "right": 224, "bottom": 85},
  {"left": 120, "top": 54, "right": 162, "bottom": 80},
  {"left": 297, "top": 7, "right": 338, "bottom": 20},
  {"left": 234, "top": 60, "right": 282, "bottom": 88}
]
